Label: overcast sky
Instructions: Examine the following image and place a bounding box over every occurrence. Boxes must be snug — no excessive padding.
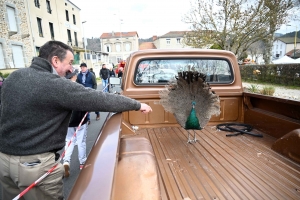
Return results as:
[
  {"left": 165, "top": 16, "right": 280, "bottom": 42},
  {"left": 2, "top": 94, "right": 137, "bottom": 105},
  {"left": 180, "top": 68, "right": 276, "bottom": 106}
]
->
[
  {"left": 70, "top": 0, "right": 299, "bottom": 39},
  {"left": 70, "top": 0, "right": 191, "bottom": 39}
]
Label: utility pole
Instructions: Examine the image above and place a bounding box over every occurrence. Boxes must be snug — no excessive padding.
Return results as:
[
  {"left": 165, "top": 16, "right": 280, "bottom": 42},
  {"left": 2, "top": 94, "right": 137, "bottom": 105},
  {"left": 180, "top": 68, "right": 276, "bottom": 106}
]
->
[
  {"left": 82, "top": 21, "right": 87, "bottom": 61},
  {"left": 287, "top": 24, "right": 298, "bottom": 58}
]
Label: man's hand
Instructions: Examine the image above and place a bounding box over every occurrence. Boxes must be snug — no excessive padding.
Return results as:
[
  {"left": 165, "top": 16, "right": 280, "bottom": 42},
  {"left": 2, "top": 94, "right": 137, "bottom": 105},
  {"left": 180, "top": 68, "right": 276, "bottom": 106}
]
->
[{"left": 140, "top": 103, "right": 152, "bottom": 114}]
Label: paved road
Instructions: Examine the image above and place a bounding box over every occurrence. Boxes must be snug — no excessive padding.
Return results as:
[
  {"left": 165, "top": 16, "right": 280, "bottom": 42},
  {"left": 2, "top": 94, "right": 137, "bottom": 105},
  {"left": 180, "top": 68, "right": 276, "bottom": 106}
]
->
[{"left": 61, "top": 111, "right": 108, "bottom": 199}]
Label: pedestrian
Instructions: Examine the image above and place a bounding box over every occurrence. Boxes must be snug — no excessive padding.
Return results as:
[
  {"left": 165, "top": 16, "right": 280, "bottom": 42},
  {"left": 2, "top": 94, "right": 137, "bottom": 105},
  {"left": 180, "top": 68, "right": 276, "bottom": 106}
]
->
[
  {"left": 108, "top": 67, "right": 116, "bottom": 92},
  {"left": 0, "top": 40, "right": 152, "bottom": 200},
  {"left": 63, "top": 70, "right": 87, "bottom": 177},
  {"left": 118, "top": 67, "right": 124, "bottom": 78},
  {"left": 77, "top": 63, "right": 100, "bottom": 122},
  {"left": 99, "top": 64, "right": 110, "bottom": 92},
  {"left": 109, "top": 67, "right": 115, "bottom": 77},
  {"left": 89, "top": 68, "right": 95, "bottom": 76}
]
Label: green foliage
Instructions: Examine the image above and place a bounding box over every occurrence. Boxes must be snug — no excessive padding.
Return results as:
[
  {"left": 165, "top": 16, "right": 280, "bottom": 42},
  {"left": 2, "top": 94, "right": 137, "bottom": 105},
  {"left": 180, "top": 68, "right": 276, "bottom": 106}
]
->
[
  {"left": 0, "top": 72, "right": 10, "bottom": 78},
  {"left": 247, "top": 84, "right": 260, "bottom": 93},
  {"left": 210, "top": 44, "right": 222, "bottom": 50},
  {"left": 240, "top": 63, "right": 300, "bottom": 86},
  {"left": 260, "top": 86, "right": 275, "bottom": 96}
]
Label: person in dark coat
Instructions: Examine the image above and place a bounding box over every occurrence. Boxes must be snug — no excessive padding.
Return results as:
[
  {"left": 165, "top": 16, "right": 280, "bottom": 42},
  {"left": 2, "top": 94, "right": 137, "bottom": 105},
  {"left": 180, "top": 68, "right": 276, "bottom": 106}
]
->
[
  {"left": 99, "top": 64, "right": 110, "bottom": 92},
  {"left": 63, "top": 70, "right": 88, "bottom": 177},
  {"left": 77, "top": 63, "right": 100, "bottom": 121}
]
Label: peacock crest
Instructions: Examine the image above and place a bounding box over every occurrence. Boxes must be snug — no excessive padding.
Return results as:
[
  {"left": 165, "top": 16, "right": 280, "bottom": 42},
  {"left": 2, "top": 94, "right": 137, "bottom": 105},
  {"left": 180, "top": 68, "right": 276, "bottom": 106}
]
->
[{"left": 159, "top": 71, "right": 220, "bottom": 138}]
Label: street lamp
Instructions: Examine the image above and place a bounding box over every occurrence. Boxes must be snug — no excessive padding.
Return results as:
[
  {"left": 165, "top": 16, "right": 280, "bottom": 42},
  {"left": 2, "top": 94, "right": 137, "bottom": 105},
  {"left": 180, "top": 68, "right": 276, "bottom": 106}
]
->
[
  {"left": 119, "top": 19, "right": 123, "bottom": 61},
  {"left": 82, "top": 21, "right": 87, "bottom": 61},
  {"left": 287, "top": 24, "right": 298, "bottom": 58}
]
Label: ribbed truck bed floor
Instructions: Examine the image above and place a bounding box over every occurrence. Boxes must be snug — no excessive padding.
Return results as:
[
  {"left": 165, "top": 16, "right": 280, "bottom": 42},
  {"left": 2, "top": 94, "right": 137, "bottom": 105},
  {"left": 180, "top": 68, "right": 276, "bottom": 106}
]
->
[{"left": 136, "top": 126, "right": 300, "bottom": 200}]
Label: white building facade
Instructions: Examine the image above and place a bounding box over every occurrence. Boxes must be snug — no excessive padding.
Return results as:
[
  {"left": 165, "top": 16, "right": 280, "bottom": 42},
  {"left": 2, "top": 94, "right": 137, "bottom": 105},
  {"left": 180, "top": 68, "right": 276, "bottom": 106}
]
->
[
  {"left": 153, "top": 31, "right": 193, "bottom": 49},
  {"left": 100, "top": 31, "right": 139, "bottom": 64}
]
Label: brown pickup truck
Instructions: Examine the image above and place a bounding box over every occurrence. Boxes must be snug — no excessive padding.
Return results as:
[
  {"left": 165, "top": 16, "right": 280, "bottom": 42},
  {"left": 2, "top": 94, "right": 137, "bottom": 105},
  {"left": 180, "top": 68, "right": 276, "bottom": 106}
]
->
[{"left": 69, "top": 49, "right": 300, "bottom": 200}]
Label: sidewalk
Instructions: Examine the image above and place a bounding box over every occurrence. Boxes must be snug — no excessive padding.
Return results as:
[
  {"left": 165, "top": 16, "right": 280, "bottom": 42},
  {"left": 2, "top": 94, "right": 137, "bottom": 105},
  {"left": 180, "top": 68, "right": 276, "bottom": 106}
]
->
[{"left": 242, "top": 82, "right": 300, "bottom": 101}]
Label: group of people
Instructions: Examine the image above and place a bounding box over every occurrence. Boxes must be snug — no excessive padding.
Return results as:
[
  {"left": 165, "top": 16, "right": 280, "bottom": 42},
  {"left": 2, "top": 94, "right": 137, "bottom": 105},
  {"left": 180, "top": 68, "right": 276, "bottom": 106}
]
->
[
  {"left": 0, "top": 40, "right": 152, "bottom": 200},
  {"left": 100, "top": 63, "right": 123, "bottom": 93}
]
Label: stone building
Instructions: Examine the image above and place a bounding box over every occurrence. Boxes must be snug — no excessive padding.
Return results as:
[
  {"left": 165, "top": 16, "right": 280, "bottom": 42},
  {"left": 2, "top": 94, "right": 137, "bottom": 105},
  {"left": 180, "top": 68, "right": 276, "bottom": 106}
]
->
[
  {"left": 0, "top": 0, "right": 33, "bottom": 74},
  {"left": 0, "top": 0, "right": 85, "bottom": 75}
]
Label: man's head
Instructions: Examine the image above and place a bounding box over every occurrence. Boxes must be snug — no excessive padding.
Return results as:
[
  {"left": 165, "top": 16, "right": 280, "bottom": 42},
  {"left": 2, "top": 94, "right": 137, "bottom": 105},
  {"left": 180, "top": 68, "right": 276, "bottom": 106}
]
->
[
  {"left": 102, "top": 64, "right": 106, "bottom": 69},
  {"left": 80, "top": 63, "right": 88, "bottom": 73},
  {"left": 39, "top": 41, "right": 74, "bottom": 77}
]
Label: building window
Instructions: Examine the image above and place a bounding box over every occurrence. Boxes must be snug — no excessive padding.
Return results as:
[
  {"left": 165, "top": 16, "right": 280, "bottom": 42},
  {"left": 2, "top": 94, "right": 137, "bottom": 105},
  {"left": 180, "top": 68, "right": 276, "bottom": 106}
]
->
[
  {"left": 0, "top": 43, "right": 6, "bottom": 69},
  {"left": 116, "top": 44, "right": 121, "bottom": 52},
  {"left": 7, "top": 6, "right": 18, "bottom": 32},
  {"left": 36, "top": 46, "right": 40, "bottom": 56},
  {"left": 67, "top": 29, "right": 72, "bottom": 43},
  {"left": 12, "top": 45, "right": 25, "bottom": 68},
  {"left": 125, "top": 43, "right": 131, "bottom": 51},
  {"left": 37, "top": 17, "right": 43, "bottom": 37},
  {"left": 74, "top": 32, "right": 78, "bottom": 46},
  {"left": 104, "top": 44, "right": 111, "bottom": 52},
  {"left": 34, "top": 0, "right": 40, "bottom": 8},
  {"left": 46, "top": 0, "right": 51, "bottom": 14},
  {"left": 166, "top": 39, "right": 170, "bottom": 45},
  {"left": 49, "top": 22, "right": 54, "bottom": 39},
  {"left": 65, "top": 10, "right": 69, "bottom": 21},
  {"left": 73, "top": 14, "right": 76, "bottom": 25},
  {"left": 177, "top": 38, "right": 181, "bottom": 44}
]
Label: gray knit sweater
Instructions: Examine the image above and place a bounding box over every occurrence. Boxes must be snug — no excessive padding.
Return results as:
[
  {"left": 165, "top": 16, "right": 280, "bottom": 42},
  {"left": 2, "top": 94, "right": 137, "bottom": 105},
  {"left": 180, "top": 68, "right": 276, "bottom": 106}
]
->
[{"left": 0, "top": 57, "right": 140, "bottom": 155}]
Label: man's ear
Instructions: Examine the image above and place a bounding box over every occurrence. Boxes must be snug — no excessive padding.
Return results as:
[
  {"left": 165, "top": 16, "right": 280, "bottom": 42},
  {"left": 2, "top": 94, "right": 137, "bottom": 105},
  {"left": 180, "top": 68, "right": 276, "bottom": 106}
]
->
[{"left": 51, "top": 56, "right": 59, "bottom": 68}]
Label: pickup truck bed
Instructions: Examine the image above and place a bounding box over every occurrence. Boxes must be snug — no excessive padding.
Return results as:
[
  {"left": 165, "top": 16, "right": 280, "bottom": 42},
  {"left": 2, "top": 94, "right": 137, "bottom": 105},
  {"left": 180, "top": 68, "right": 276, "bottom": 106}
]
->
[
  {"left": 135, "top": 126, "right": 300, "bottom": 199},
  {"left": 69, "top": 49, "right": 300, "bottom": 200}
]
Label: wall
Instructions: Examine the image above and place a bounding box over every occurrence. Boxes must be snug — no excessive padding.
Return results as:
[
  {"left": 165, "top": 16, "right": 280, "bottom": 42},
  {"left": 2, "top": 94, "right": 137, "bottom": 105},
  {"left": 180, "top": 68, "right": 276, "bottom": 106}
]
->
[{"left": 0, "top": 0, "right": 33, "bottom": 74}]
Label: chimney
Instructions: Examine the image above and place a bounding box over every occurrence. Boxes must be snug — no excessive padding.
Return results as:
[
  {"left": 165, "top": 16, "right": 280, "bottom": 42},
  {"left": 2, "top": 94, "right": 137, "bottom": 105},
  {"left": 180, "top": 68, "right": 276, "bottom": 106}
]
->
[
  {"left": 112, "top": 31, "right": 115, "bottom": 36},
  {"left": 152, "top": 35, "right": 157, "bottom": 41}
]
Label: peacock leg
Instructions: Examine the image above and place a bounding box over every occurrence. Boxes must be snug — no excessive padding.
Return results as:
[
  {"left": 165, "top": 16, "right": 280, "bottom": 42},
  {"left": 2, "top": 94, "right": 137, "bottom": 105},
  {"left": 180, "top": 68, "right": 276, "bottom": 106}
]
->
[
  {"left": 193, "top": 131, "right": 197, "bottom": 143},
  {"left": 187, "top": 130, "right": 193, "bottom": 143}
]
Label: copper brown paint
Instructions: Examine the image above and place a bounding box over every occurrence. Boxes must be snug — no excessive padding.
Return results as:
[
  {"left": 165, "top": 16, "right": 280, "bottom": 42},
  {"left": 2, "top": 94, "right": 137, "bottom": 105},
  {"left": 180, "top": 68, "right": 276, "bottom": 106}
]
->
[{"left": 69, "top": 49, "right": 300, "bottom": 200}]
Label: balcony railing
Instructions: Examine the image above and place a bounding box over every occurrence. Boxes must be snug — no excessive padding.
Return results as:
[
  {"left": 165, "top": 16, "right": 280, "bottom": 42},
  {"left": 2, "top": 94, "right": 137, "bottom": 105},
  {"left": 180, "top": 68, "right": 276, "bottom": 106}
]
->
[{"left": 67, "top": 40, "right": 84, "bottom": 49}]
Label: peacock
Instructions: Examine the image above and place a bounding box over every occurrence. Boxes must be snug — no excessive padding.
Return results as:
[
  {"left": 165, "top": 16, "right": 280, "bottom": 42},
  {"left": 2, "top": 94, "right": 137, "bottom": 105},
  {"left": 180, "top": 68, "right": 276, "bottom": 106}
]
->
[{"left": 159, "top": 71, "right": 220, "bottom": 143}]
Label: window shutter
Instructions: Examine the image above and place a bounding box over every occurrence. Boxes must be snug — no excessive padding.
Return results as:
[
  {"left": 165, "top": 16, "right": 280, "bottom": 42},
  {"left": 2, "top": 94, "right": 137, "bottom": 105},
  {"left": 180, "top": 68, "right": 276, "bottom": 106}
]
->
[
  {"left": 12, "top": 45, "right": 25, "bottom": 68},
  {"left": 0, "top": 44, "right": 5, "bottom": 69},
  {"left": 7, "top": 6, "right": 18, "bottom": 32}
]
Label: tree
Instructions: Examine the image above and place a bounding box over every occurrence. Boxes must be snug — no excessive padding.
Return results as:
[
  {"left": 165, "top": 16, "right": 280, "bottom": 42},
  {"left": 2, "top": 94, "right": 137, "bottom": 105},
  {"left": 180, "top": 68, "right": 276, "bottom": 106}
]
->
[{"left": 182, "top": 0, "right": 293, "bottom": 63}]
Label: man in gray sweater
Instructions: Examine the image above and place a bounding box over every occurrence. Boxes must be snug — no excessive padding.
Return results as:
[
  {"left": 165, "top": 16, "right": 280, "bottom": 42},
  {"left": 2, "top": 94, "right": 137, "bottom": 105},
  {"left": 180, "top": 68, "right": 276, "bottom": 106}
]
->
[{"left": 0, "top": 41, "right": 152, "bottom": 200}]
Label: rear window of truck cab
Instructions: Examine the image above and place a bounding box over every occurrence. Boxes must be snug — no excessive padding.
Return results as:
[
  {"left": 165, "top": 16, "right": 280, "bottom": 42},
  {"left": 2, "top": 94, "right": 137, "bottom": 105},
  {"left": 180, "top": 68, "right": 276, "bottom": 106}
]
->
[{"left": 134, "top": 58, "right": 233, "bottom": 84}]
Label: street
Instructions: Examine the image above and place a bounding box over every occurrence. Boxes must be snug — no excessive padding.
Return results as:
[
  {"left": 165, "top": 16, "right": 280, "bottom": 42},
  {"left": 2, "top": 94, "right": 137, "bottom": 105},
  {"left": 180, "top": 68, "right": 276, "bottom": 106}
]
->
[{"left": 61, "top": 111, "right": 108, "bottom": 199}]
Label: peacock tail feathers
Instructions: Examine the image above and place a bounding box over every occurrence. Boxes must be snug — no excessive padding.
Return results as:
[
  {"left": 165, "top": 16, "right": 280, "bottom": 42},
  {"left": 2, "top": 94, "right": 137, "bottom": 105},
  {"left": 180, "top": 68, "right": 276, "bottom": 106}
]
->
[{"left": 159, "top": 71, "right": 220, "bottom": 129}]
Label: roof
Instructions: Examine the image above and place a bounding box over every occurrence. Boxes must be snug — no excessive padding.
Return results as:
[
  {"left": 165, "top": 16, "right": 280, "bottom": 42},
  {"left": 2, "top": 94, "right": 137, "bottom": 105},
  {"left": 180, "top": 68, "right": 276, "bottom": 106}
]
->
[
  {"left": 159, "top": 31, "right": 191, "bottom": 38},
  {"left": 276, "top": 37, "right": 300, "bottom": 44},
  {"left": 139, "top": 42, "right": 157, "bottom": 50},
  {"left": 86, "top": 38, "right": 101, "bottom": 52},
  {"left": 285, "top": 49, "right": 300, "bottom": 58},
  {"left": 100, "top": 32, "right": 139, "bottom": 39},
  {"left": 67, "top": 0, "right": 81, "bottom": 10}
]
